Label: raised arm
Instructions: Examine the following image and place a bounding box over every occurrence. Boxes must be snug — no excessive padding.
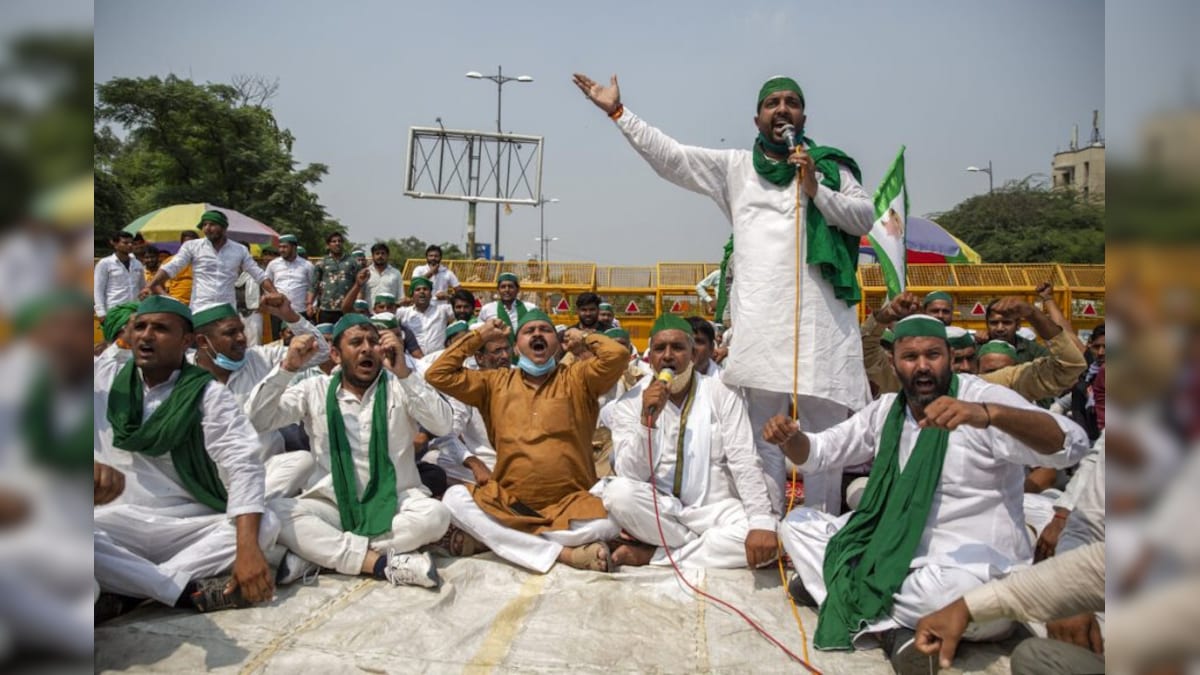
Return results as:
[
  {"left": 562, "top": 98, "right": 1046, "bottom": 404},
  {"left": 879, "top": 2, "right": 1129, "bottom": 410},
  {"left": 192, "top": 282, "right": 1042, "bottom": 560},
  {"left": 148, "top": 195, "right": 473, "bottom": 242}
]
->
[
  {"left": 246, "top": 335, "right": 322, "bottom": 433},
  {"left": 574, "top": 332, "right": 630, "bottom": 399}
]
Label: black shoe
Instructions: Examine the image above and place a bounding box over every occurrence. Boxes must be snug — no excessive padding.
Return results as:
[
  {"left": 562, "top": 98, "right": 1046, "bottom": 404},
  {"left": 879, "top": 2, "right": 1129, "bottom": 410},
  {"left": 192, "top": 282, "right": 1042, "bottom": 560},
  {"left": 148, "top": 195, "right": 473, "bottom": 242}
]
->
[
  {"left": 882, "top": 627, "right": 939, "bottom": 675},
  {"left": 94, "top": 592, "right": 141, "bottom": 624},
  {"left": 188, "top": 575, "right": 249, "bottom": 613},
  {"left": 787, "top": 575, "right": 817, "bottom": 607}
]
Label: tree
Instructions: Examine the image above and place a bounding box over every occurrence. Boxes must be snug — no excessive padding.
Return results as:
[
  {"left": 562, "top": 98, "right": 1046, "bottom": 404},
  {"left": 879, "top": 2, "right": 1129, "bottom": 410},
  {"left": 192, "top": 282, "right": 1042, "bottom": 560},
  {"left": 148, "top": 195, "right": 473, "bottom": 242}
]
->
[
  {"left": 930, "top": 179, "right": 1104, "bottom": 263},
  {"left": 94, "top": 75, "right": 344, "bottom": 250}
]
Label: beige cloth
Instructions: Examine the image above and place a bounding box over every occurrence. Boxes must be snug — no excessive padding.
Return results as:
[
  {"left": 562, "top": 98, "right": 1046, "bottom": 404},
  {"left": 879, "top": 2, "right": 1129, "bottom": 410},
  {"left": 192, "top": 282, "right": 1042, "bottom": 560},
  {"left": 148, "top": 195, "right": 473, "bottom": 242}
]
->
[
  {"left": 425, "top": 331, "right": 627, "bottom": 534},
  {"left": 964, "top": 541, "right": 1104, "bottom": 624},
  {"left": 982, "top": 329, "right": 1086, "bottom": 401}
]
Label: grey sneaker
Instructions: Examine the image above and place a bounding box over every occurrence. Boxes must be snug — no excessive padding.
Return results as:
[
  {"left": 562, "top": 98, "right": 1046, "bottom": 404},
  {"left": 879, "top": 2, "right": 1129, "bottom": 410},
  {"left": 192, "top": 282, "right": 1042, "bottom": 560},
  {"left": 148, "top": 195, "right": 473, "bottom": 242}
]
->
[
  {"left": 276, "top": 551, "right": 321, "bottom": 586},
  {"left": 383, "top": 550, "right": 440, "bottom": 588}
]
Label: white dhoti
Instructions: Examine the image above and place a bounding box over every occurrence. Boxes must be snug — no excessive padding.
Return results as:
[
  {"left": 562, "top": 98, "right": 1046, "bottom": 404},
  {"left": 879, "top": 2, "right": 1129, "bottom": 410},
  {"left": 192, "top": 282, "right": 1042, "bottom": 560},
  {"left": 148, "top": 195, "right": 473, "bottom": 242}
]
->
[
  {"left": 744, "top": 389, "right": 851, "bottom": 515},
  {"left": 93, "top": 503, "right": 282, "bottom": 606},
  {"left": 242, "top": 313, "right": 263, "bottom": 347},
  {"left": 442, "top": 484, "right": 619, "bottom": 574},
  {"left": 264, "top": 451, "right": 315, "bottom": 500},
  {"left": 268, "top": 490, "right": 450, "bottom": 576},
  {"left": 601, "top": 476, "right": 751, "bottom": 569},
  {"left": 780, "top": 507, "right": 1013, "bottom": 647}
]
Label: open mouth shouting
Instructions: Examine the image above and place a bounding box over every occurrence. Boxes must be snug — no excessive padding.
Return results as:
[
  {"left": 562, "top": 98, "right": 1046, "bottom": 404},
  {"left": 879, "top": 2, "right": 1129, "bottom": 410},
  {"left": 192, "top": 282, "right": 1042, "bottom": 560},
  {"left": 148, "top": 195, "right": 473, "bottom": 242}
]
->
[{"left": 528, "top": 334, "right": 549, "bottom": 360}]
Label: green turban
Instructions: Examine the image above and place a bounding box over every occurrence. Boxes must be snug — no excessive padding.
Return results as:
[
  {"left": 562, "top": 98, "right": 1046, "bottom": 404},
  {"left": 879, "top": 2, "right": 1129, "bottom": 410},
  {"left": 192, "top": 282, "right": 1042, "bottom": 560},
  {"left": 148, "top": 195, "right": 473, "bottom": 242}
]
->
[
  {"left": 599, "top": 302, "right": 614, "bottom": 311},
  {"left": 14, "top": 289, "right": 91, "bottom": 335},
  {"left": 136, "top": 295, "right": 193, "bottom": 327},
  {"left": 923, "top": 290, "right": 953, "bottom": 307},
  {"left": 352, "top": 249, "right": 366, "bottom": 258},
  {"left": 497, "top": 272, "right": 520, "bottom": 286},
  {"left": 516, "top": 308, "right": 553, "bottom": 330},
  {"left": 279, "top": 234, "right": 299, "bottom": 245},
  {"left": 369, "top": 312, "right": 398, "bottom": 329},
  {"left": 757, "top": 76, "right": 805, "bottom": 109},
  {"left": 192, "top": 304, "right": 238, "bottom": 329},
  {"left": 410, "top": 277, "right": 433, "bottom": 293},
  {"left": 101, "top": 302, "right": 140, "bottom": 343},
  {"left": 353, "top": 299, "right": 370, "bottom": 311},
  {"left": 946, "top": 326, "right": 975, "bottom": 351},
  {"left": 296, "top": 246, "right": 307, "bottom": 257},
  {"left": 197, "top": 209, "right": 228, "bottom": 229},
  {"left": 604, "top": 327, "right": 630, "bottom": 340},
  {"left": 374, "top": 292, "right": 397, "bottom": 305},
  {"left": 315, "top": 322, "right": 335, "bottom": 336},
  {"left": 978, "top": 340, "right": 1017, "bottom": 360},
  {"left": 892, "top": 314, "right": 948, "bottom": 342},
  {"left": 333, "top": 313, "right": 375, "bottom": 341},
  {"left": 445, "top": 320, "right": 470, "bottom": 341},
  {"left": 650, "top": 314, "right": 694, "bottom": 336}
]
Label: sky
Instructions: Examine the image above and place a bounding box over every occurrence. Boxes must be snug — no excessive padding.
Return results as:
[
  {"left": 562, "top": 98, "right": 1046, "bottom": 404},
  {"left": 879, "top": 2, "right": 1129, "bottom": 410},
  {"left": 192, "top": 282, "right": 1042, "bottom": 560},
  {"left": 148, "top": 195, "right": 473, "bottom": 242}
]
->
[{"left": 93, "top": 0, "right": 1107, "bottom": 265}]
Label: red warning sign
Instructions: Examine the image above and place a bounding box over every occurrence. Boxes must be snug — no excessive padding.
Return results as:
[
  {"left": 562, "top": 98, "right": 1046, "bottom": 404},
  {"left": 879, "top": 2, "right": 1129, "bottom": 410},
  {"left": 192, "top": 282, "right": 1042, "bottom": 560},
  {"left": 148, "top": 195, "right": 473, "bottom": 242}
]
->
[
  {"left": 625, "top": 301, "right": 640, "bottom": 314},
  {"left": 669, "top": 300, "right": 685, "bottom": 313},
  {"left": 969, "top": 302, "right": 986, "bottom": 317},
  {"left": 1081, "top": 301, "right": 1097, "bottom": 316},
  {"left": 554, "top": 298, "right": 570, "bottom": 312}
]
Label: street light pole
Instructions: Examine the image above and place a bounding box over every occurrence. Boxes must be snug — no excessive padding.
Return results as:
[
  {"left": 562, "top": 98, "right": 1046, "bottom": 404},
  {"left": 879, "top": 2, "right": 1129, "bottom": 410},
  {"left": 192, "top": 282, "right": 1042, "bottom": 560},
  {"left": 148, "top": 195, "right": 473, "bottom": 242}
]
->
[
  {"left": 966, "top": 160, "right": 994, "bottom": 193},
  {"left": 538, "top": 196, "right": 559, "bottom": 263},
  {"left": 466, "top": 66, "right": 533, "bottom": 260},
  {"left": 534, "top": 235, "right": 560, "bottom": 262}
]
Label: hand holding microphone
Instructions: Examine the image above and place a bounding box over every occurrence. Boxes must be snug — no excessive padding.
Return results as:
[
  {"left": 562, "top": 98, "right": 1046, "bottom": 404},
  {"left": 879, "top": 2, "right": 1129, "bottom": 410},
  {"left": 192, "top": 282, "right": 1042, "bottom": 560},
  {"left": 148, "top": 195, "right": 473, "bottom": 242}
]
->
[
  {"left": 642, "top": 367, "right": 674, "bottom": 427},
  {"left": 781, "top": 123, "right": 818, "bottom": 197}
]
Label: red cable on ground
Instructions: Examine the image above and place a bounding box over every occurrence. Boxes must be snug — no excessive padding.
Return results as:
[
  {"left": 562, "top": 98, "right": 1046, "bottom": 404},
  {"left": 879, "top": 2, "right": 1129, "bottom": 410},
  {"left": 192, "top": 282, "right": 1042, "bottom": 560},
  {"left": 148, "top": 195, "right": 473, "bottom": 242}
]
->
[{"left": 642, "top": 429, "right": 822, "bottom": 674}]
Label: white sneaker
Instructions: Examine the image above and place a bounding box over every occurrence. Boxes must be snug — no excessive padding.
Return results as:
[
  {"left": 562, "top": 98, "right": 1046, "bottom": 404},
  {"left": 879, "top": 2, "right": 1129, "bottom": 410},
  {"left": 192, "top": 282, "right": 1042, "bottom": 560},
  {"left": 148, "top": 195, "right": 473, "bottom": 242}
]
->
[
  {"left": 383, "top": 549, "right": 440, "bottom": 588},
  {"left": 276, "top": 552, "right": 320, "bottom": 586}
]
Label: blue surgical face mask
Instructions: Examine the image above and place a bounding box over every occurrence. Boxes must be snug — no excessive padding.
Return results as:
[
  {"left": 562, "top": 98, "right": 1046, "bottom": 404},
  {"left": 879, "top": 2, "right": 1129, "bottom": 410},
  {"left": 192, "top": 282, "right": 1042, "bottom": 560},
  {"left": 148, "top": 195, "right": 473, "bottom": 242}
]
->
[
  {"left": 204, "top": 341, "right": 246, "bottom": 371},
  {"left": 516, "top": 353, "right": 556, "bottom": 377}
]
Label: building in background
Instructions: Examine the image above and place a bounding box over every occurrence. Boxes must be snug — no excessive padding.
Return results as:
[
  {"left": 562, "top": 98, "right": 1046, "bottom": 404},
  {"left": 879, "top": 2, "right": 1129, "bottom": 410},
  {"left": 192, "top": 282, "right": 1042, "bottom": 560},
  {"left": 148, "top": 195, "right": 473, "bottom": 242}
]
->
[{"left": 1052, "top": 110, "right": 1105, "bottom": 204}]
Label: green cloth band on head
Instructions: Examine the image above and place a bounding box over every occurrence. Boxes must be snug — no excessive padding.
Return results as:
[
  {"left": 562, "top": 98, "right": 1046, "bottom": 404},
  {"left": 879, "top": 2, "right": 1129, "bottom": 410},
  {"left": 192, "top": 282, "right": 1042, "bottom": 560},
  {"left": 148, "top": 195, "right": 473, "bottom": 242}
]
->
[
  {"left": 136, "top": 295, "right": 193, "bottom": 326},
  {"left": 192, "top": 304, "right": 238, "bottom": 329},
  {"left": 978, "top": 340, "right": 1017, "bottom": 360},
  {"left": 445, "top": 320, "right": 469, "bottom": 340},
  {"left": 409, "top": 277, "right": 433, "bottom": 292},
  {"left": 279, "top": 234, "right": 299, "bottom": 244},
  {"left": 516, "top": 308, "right": 553, "bottom": 330},
  {"left": 923, "top": 290, "right": 953, "bottom": 306},
  {"left": 650, "top": 313, "right": 694, "bottom": 336},
  {"left": 880, "top": 328, "right": 895, "bottom": 346},
  {"left": 296, "top": 246, "right": 307, "bottom": 256},
  {"left": 353, "top": 299, "right": 370, "bottom": 310},
  {"left": 757, "top": 76, "right": 804, "bottom": 109},
  {"left": 102, "top": 302, "right": 140, "bottom": 342},
  {"left": 333, "top": 313, "right": 374, "bottom": 341},
  {"left": 604, "top": 327, "right": 630, "bottom": 340},
  {"left": 197, "top": 209, "right": 228, "bottom": 228},
  {"left": 375, "top": 293, "right": 397, "bottom": 304},
  {"left": 946, "top": 326, "right": 975, "bottom": 350},
  {"left": 497, "top": 272, "right": 519, "bottom": 286},
  {"left": 14, "top": 289, "right": 91, "bottom": 335},
  {"left": 369, "top": 312, "right": 397, "bottom": 329},
  {"left": 598, "top": 302, "right": 613, "bottom": 311},
  {"left": 315, "top": 323, "right": 334, "bottom": 336},
  {"left": 352, "top": 249, "right": 366, "bottom": 257},
  {"left": 892, "top": 314, "right": 948, "bottom": 342}
]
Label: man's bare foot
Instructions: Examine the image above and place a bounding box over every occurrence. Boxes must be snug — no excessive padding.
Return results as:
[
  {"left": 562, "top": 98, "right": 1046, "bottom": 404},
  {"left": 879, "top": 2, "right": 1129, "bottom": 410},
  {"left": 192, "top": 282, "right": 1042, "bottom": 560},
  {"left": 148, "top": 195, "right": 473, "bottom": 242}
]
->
[
  {"left": 557, "top": 541, "right": 611, "bottom": 572},
  {"left": 611, "top": 541, "right": 655, "bottom": 567}
]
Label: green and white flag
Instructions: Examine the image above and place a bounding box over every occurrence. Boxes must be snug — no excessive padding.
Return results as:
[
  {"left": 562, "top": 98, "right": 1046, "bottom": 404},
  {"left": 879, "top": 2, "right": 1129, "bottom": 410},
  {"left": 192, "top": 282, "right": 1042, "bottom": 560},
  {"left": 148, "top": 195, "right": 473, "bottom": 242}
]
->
[{"left": 868, "top": 146, "right": 909, "bottom": 299}]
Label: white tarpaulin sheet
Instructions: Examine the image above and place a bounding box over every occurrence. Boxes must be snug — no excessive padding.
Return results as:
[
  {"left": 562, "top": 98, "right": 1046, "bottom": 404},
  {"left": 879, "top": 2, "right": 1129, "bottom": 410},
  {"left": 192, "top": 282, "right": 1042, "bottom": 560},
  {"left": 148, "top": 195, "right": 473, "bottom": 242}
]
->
[{"left": 95, "top": 554, "right": 1021, "bottom": 674}]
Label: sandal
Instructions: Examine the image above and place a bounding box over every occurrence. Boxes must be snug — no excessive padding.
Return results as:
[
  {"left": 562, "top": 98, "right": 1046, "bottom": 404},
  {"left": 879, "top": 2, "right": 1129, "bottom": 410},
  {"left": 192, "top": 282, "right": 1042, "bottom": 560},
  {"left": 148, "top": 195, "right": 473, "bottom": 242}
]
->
[
  {"left": 564, "top": 541, "right": 611, "bottom": 573},
  {"left": 434, "top": 524, "right": 488, "bottom": 557}
]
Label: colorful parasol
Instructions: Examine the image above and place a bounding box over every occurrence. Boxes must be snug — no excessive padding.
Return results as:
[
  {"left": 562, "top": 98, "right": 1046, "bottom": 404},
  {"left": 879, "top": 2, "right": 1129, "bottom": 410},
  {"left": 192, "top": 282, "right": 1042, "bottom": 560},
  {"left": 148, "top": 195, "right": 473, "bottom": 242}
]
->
[
  {"left": 123, "top": 203, "right": 279, "bottom": 246},
  {"left": 859, "top": 215, "right": 982, "bottom": 264}
]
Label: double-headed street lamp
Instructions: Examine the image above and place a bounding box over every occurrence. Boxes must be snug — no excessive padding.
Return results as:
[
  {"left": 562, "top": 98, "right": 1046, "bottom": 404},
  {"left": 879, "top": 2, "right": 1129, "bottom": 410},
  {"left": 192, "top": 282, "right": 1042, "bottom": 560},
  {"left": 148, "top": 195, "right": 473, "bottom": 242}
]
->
[
  {"left": 537, "top": 196, "right": 559, "bottom": 263},
  {"left": 966, "top": 160, "right": 994, "bottom": 193},
  {"left": 534, "top": 235, "right": 560, "bottom": 263},
  {"left": 466, "top": 66, "right": 533, "bottom": 259}
]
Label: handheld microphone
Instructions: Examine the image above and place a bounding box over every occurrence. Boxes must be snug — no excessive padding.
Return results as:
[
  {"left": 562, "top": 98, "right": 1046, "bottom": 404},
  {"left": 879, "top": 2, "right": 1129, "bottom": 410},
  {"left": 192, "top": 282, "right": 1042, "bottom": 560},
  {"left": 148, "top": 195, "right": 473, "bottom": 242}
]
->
[
  {"left": 780, "top": 124, "right": 798, "bottom": 152},
  {"left": 647, "top": 367, "right": 675, "bottom": 417}
]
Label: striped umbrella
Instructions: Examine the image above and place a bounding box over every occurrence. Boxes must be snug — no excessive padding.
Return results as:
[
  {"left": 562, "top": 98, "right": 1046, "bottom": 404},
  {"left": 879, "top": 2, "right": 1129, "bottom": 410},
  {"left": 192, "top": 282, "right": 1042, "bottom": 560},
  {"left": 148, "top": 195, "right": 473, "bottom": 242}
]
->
[
  {"left": 859, "top": 216, "right": 982, "bottom": 264},
  {"left": 123, "top": 203, "right": 279, "bottom": 245}
]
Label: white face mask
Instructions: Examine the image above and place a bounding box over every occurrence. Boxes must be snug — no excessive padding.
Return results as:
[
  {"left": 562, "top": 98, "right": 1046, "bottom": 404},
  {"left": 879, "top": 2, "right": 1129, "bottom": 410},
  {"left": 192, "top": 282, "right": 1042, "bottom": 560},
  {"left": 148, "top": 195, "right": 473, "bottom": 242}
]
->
[{"left": 667, "top": 361, "right": 694, "bottom": 395}]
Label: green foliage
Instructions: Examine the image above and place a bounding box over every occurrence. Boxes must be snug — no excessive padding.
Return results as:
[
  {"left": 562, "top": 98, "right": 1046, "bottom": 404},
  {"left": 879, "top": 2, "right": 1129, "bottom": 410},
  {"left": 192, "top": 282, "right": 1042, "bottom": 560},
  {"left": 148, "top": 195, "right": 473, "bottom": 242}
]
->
[
  {"left": 351, "top": 235, "right": 467, "bottom": 264},
  {"left": 95, "top": 75, "right": 344, "bottom": 250},
  {"left": 930, "top": 179, "right": 1104, "bottom": 263}
]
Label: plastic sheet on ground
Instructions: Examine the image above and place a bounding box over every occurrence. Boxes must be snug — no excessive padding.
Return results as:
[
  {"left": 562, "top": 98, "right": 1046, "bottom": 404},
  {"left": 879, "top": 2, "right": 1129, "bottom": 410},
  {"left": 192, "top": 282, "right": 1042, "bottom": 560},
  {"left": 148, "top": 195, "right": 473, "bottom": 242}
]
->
[{"left": 95, "top": 553, "right": 1022, "bottom": 674}]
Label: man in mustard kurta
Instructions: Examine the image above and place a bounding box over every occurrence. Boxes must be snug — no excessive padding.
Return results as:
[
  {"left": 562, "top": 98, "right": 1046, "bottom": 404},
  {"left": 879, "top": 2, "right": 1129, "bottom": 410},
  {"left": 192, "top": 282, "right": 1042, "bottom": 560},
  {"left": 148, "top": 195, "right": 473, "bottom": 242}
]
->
[{"left": 426, "top": 309, "right": 627, "bottom": 573}]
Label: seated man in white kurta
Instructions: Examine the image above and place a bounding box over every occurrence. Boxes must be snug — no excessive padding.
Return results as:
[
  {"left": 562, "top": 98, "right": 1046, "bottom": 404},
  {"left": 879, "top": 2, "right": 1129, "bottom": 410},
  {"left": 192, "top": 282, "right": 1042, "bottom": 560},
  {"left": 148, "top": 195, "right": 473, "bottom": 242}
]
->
[
  {"left": 603, "top": 315, "right": 778, "bottom": 569},
  {"left": 247, "top": 314, "right": 454, "bottom": 588},
  {"left": 574, "top": 73, "right": 876, "bottom": 517},
  {"left": 94, "top": 296, "right": 279, "bottom": 612},
  {"left": 765, "top": 315, "right": 1089, "bottom": 669}
]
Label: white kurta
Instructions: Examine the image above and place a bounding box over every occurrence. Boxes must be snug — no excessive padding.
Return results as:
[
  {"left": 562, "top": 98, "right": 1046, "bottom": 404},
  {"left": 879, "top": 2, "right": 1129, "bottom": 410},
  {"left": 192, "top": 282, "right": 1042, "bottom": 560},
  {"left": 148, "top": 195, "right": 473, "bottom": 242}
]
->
[
  {"left": 397, "top": 303, "right": 454, "bottom": 355},
  {"left": 478, "top": 300, "right": 538, "bottom": 327},
  {"left": 93, "top": 253, "right": 145, "bottom": 317},
  {"left": 615, "top": 109, "right": 874, "bottom": 411},
  {"left": 362, "top": 264, "right": 404, "bottom": 305},
  {"left": 161, "top": 238, "right": 268, "bottom": 312},
  {"left": 779, "top": 374, "right": 1090, "bottom": 637},
  {"left": 605, "top": 372, "right": 776, "bottom": 568},
  {"left": 265, "top": 256, "right": 314, "bottom": 314}
]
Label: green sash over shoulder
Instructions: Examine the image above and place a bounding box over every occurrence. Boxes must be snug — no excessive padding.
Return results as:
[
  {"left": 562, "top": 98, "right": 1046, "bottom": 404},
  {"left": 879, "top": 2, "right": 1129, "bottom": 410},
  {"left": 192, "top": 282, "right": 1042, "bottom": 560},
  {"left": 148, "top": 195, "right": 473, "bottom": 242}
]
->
[
  {"left": 326, "top": 371, "right": 398, "bottom": 537},
  {"left": 106, "top": 361, "right": 228, "bottom": 512}
]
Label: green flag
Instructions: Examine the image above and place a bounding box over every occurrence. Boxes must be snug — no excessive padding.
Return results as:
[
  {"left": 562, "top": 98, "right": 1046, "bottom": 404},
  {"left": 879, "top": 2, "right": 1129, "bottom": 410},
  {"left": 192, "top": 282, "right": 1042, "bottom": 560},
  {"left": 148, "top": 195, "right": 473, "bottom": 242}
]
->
[{"left": 868, "top": 146, "right": 909, "bottom": 299}]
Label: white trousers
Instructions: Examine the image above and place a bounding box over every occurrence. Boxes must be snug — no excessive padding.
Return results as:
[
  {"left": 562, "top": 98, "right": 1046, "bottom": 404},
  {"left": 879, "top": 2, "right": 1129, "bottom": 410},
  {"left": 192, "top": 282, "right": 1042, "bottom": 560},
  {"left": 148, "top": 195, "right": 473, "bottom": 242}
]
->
[
  {"left": 242, "top": 313, "right": 262, "bottom": 347},
  {"left": 780, "top": 506, "right": 1012, "bottom": 647},
  {"left": 268, "top": 491, "right": 450, "bottom": 576},
  {"left": 442, "top": 485, "right": 619, "bottom": 574},
  {"left": 264, "top": 451, "right": 315, "bottom": 501},
  {"left": 602, "top": 476, "right": 751, "bottom": 569},
  {"left": 744, "top": 388, "right": 851, "bottom": 515},
  {"left": 93, "top": 502, "right": 282, "bottom": 606}
]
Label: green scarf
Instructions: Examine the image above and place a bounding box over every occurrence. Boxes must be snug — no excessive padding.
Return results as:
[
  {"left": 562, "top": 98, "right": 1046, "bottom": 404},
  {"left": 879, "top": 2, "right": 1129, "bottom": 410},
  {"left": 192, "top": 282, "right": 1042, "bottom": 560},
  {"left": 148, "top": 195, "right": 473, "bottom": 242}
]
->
[
  {"left": 495, "top": 299, "right": 529, "bottom": 362},
  {"left": 714, "top": 234, "right": 734, "bottom": 324},
  {"left": 106, "top": 361, "right": 228, "bottom": 512},
  {"left": 814, "top": 375, "right": 960, "bottom": 651},
  {"left": 325, "top": 371, "right": 397, "bottom": 537},
  {"left": 23, "top": 371, "right": 91, "bottom": 473},
  {"left": 750, "top": 136, "right": 863, "bottom": 306}
]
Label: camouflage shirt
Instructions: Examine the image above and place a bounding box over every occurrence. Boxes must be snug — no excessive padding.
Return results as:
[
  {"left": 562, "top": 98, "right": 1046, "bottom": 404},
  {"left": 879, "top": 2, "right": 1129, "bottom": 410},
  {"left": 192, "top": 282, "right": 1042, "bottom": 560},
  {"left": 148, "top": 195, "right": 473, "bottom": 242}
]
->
[{"left": 314, "top": 253, "right": 358, "bottom": 311}]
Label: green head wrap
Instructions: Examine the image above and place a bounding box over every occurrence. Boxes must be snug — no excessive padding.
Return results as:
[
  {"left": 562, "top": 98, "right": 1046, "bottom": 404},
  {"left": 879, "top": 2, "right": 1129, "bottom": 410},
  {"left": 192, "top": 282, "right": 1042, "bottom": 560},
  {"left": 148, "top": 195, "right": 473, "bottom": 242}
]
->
[
  {"left": 374, "top": 292, "right": 397, "bottom": 305},
  {"left": 192, "top": 304, "right": 238, "bottom": 329},
  {"left": 445, "top": 320, "right": 470, "bottom": 341},
  {"left": 14, "top": 289, "right": 91, "bottom": 335},
  {"left": 650, "top": 314, "right": 694, "bottom": 337},
  {"left": 333, "top": 313, "right": 375, "bottom": 342},
  {"left": 352, "top": 249, "right": 366, "bottom": 258},
  {"left": 892, "top": 314, "right": 948, "bottom": 342},
  {"left": 353, "top": 299, "right": 370, "bottom": 311},
  {"left": 604, "top": 327, "right": 630, "bottom": 340},
  {"left": 136, "top": 295, "right": 193, "bottom": 327},
  {"left": 598, "top": 302, "right": 614, "bottom": 311},
  {"left": 880, "top": 328, "right": 896, "bottom": 348},
  {"left": 279, "top": 234, "right": 299, "bottom": 245},
  {"left": 757, "top": 76, "right": 805, "bottom": 110},
  {"left": 923, "top": 291, "right": 953, "bottom": 307},
  {"left": 497, "top": 272, "right": 520, "bottom": 286},
  {"left": 296, "top": 246, "right": 307, "bottom": 257},
  {"left": 516, "top": 308, "right": 553, "bottom": 330},
  {"left": 978, "top": 340, "right": 1017, "bottom": 360},
  {"left": 315, "top": 322, "right": 335, "bottom": 336},
  {"left": 102, "top": 302, "right": 140, "bottom": 343},
  {"left": 369, "top": 312, "right": 398, "bottom": 329},
  {"left": 946, "top": 326, "right": 975, "bottom": 351},
  {"left": 197, "top": 209, "right": 228, "bottom": 229},
  {"left": 410, "top": 276, "right": 433, "bottom": 293}
]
